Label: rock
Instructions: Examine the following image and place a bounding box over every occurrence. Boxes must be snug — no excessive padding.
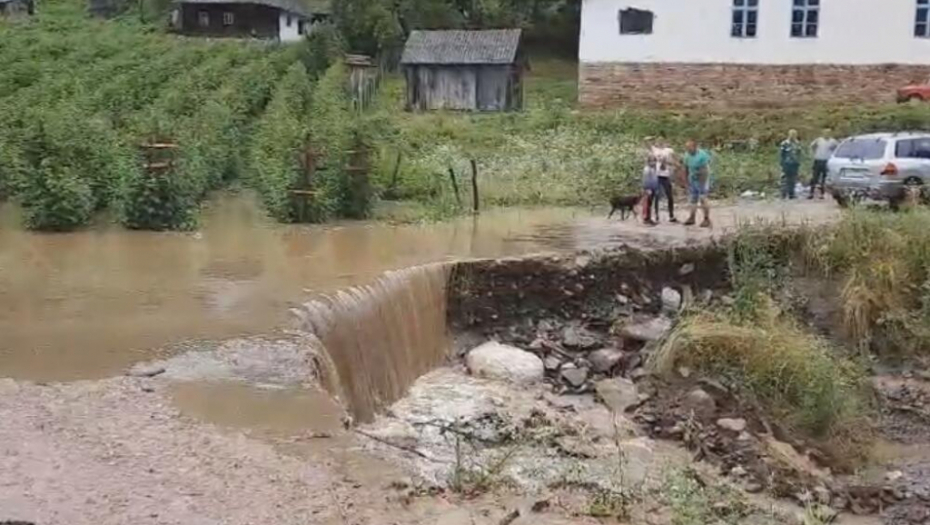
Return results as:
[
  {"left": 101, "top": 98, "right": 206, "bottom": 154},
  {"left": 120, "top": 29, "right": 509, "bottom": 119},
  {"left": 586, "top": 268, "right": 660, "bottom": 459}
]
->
[
  {"left": 127, "top": 364, "right": 166, "bottom": 378},
  {"left": 717, "top": 418, "right": 747, "bottom": 433},
  {"left": 721, "top": 295, "right": 736, "bottom": 306},
  {"left": 738, "top": 432, "right": 753, "bottom": 442},
  {"left": 577, "top": 405, "right": 639, "bottom": 439},
  {"left": 629, "top": 367, "right": 648, "bottom": 380},
  {"left": 543, "top": 355, "right": 562, "bottom": 372},
  {"left": 885, "top": 470, "right": 904, "bottom": 482},
  {"left": 762, "top": 436, "right": 830, "bottom": 482},
  {"left": 588, "top": 348, "right": 625, "bottom": 373},
  {"left": 560, "top": 365, "right": 589, "bottom": 388},
  {"left": 730, "top": 465, "right": 747, "bottom": 478},
  {"left": 682, "top": 388, "right": 716, "bottom": 417},
  {"left": 596, "top": 378, "right": 639, "bottom": 414},
  {"left": 744, "top": 482, "right": 764, "bottom": 493},
  {"left": 616, "top": 294, "right": 630, "bottom": 305},
  {"left": 465, "top": 342, "right": 544, "bottom": 384},
  {"left": 661, "top": 287, "right": 682, "bottom": 314},
  {"left": 618, "top": 438, "right": 656, "bottom": 486},
  {"left": 619, "top": 316, "right": 673, "bottom": 342},
  {"left": 677, "top": 366, "right": 692, "bottom": 379},
  {"left": 699, "top": 289, "right": 714, "bottom": 304},
  {"left": 679, "top": 263, "right": 695, "bottom": 276},
  {"left": 561, "top": 323, "right": 601, "bottom": 349}
]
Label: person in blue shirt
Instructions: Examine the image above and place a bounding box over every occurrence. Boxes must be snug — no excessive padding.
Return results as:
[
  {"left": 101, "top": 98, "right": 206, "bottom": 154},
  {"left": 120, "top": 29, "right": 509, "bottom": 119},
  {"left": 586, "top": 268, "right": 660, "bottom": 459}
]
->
[{"left": 682, "top": 140, "right": 712, "bottom": 228}]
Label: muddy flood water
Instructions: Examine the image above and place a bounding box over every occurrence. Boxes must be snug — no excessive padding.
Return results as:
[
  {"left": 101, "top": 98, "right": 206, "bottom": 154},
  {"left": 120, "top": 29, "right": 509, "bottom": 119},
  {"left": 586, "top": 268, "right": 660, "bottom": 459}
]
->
[{"left": 0, "top": 193, "right": 838, "bottom": 384}]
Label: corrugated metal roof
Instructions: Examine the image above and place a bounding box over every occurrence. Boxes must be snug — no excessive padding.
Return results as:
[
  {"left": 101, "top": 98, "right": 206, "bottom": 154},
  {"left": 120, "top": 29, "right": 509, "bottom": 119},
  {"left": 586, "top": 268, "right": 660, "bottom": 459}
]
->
[
  {"left": 177, "top": 0, "right": 330, "bottom": 18},
  {"left": 400, "top": 29, "right": 522, "bottom": 65}
]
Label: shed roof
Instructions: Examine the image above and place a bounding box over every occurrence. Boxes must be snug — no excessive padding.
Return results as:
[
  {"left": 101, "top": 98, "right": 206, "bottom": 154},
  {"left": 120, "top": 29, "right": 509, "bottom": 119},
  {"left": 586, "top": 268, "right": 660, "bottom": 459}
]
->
[
  {"left": 400, "top": 29, "right": 522, "bottom": 65},
  {"left": 177, "top": 0, "right": 330, "bottom": 17}
]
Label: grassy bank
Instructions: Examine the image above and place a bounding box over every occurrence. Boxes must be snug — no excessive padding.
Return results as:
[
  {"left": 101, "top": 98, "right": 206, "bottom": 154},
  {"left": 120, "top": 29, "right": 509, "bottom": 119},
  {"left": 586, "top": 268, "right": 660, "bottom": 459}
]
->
[
  {"left": 366, "top": 58, "right": 930, "bottom": 218},
  {"left": 647, "top": 209, "right": 930, "bottom": 462}
]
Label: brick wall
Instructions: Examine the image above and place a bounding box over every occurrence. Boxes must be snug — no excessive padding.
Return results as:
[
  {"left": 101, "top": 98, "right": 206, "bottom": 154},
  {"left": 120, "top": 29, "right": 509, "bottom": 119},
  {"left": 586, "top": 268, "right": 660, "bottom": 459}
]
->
[{"left": 579, "top": 62, "right": 930, "bottom": 108}]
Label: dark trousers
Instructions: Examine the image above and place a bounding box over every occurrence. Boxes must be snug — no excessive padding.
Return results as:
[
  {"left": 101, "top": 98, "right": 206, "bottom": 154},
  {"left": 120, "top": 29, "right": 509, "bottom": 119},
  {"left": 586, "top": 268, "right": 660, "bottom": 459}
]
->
[
  {"left": 782, "top": 163, "right": 800, "bottom": 199},
  {"left": 657, "top": 177, "right": 675, "bottom": 219},
  {"left": 810, "top": 160, "right": 828, "bottom": 196}
]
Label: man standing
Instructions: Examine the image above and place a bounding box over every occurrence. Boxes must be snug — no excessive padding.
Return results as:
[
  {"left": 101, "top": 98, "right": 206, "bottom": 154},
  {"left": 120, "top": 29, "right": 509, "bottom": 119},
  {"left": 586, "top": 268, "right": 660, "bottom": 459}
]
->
[
  {"left": 682, "top": 140, "right": 712, "bottom": 228},
  {"left": 809, "top": 129, "right": 838, "bottom": 199},
  {"left": 651, "top": 138, "right": 677, "bottom": 223},
  {"left": 779, "top": 129, "right": 803, "bottom": 200}
]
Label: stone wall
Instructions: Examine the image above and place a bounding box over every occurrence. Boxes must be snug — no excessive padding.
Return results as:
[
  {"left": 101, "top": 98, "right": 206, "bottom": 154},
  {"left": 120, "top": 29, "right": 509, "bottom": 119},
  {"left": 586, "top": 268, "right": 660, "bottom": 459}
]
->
[{"left": 579, "top": 62, "right": 930, "bottom": 108}]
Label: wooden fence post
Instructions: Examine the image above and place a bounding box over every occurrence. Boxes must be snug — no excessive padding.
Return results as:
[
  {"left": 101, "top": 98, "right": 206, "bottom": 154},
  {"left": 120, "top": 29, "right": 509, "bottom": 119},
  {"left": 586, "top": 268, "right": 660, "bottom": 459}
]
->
[
  {"left": 448, "top": 167, "right": 462, "bottom": 206},
  {"left": 470, "top": 159, "right": 479, "bottom": 214}
]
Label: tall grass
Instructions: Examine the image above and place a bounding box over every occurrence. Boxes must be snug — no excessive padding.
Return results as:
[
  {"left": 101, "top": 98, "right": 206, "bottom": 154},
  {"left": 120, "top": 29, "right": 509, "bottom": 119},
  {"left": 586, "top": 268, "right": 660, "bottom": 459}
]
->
[{"left": 805, "top": 208, "right": 930, "bottom": 356}]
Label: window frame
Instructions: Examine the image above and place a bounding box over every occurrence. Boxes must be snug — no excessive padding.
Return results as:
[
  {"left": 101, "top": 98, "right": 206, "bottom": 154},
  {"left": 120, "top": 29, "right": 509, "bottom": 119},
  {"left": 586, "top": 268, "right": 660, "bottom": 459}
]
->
[
  {"left": 222, "top": 11, "right": 234, "bottom": 26},
  {"left": 895, "top": 137, "right": 930, "bottom": 160},
  {"left": 618, "top": 8, "right": 654, "bottom": 35},
  {"left": 790, "top": 0, "right": 819, "bottom": 39},
  {"left": 731, "top": 0, "right": 759, "bottom": 38},
  {"left": 917, "top": 0, "right": 930, "bottom": 38},
  {"left": 197, "top": 10, "right": 210, "bottom": 27}
]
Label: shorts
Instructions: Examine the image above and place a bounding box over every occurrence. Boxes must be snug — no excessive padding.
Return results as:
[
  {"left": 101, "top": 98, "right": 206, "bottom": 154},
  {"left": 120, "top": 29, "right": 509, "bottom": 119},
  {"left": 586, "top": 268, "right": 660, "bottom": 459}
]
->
[{"left": 689, "top": 178, "right": 710, "bottom": 204}]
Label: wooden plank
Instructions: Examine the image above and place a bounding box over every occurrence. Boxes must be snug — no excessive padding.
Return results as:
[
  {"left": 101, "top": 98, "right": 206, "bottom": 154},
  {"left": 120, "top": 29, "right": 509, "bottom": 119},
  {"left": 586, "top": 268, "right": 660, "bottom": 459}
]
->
[
  {"left": 140, "top": 143, "right": 179, "bottom": 149},
  {"left": 144, "top": 162, "right": 172, "bottom": 169}
]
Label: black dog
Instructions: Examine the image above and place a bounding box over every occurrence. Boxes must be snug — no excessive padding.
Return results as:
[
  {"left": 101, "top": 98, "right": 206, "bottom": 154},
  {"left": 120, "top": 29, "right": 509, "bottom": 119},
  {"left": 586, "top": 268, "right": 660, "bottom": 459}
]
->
[{"left": 608, "top": 195, "right": 641, "bottom": 220}]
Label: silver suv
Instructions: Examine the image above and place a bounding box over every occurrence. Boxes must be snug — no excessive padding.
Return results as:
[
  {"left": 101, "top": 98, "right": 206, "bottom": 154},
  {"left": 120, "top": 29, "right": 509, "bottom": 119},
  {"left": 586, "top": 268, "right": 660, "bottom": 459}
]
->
[{"left": 826, "top": 132, "right": 930, "bottom": 207}]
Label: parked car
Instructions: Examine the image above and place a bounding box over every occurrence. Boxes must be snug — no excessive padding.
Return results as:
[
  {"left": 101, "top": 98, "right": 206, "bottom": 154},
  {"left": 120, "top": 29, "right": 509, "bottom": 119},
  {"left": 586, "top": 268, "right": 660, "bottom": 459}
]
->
[
  {"left": 897, "top": 80, "right": 930, "bottom": 103},
  {"left": 826, "top": 132, "right": 930, "bottom": 208}
]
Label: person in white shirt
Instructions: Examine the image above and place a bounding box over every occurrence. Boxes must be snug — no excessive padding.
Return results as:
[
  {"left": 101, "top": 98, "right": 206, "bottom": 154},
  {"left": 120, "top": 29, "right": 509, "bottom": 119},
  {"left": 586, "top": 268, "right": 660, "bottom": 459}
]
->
[
  {"left": 809, "top": 129, "right": 839, "bottom": 199},
  {"left": 650, "top": 139, "right": 678, "bottom": 223}
]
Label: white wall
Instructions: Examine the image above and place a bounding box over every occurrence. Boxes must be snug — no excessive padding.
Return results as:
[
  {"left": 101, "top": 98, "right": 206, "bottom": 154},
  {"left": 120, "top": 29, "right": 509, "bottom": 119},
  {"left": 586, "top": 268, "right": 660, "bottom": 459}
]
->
[
  {"left": 580, "top": 0, "right": 930, "bottom": 65},
  {"left": 278, "top": 11, "right": 302, "bottom": 43}
]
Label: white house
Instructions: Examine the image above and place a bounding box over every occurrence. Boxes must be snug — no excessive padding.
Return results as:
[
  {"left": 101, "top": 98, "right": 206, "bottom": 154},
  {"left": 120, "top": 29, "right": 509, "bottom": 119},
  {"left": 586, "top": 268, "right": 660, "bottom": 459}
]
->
[
  {"left": 579, "top": 0, "right": 930, "bottom": 107},
  {"left": 171, "top": 0, "right": 329, "bottom": 43}
]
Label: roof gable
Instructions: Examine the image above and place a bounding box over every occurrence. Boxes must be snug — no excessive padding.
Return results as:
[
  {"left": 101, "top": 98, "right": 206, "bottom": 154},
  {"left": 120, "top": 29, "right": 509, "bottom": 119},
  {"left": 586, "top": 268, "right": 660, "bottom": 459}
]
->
[{"left": 400, "top": 29, "right": 522, "bottom": 65}]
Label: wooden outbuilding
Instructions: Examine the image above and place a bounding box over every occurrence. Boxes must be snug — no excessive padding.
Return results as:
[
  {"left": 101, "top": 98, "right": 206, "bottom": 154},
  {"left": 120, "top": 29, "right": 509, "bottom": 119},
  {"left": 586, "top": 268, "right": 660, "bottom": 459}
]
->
[{"left": 400, "top": 29, "right": 525, "bottom": 112}]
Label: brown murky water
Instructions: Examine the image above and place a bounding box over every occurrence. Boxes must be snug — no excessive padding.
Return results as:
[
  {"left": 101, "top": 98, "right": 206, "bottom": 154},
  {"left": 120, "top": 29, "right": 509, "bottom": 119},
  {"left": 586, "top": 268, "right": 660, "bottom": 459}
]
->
[
  {"left": 0, "top": 193, "right": 598, "bottom": 382},
  {"left": 0, "top": 192, "right": 839, "bottom": 384}
]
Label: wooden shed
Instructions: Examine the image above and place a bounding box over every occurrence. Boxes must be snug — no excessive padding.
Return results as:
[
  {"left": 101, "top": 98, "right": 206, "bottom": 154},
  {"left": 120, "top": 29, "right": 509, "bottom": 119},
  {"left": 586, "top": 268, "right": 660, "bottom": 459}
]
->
[{"left": 400, "top": 29, "right": 525, "bottom": 112}]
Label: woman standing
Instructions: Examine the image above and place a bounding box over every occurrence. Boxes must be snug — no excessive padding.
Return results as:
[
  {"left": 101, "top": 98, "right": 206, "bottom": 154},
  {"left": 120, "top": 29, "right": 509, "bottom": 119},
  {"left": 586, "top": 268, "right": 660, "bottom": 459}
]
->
[{"left": 779, "top": 129, "right": 803, "bottom": 200}]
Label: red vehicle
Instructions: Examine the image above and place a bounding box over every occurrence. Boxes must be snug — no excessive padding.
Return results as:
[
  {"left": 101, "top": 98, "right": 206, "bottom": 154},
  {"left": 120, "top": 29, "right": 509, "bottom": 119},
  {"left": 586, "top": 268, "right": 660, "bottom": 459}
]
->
[{"left": 897, "top": 80, "right": 930, "bottom": 103}]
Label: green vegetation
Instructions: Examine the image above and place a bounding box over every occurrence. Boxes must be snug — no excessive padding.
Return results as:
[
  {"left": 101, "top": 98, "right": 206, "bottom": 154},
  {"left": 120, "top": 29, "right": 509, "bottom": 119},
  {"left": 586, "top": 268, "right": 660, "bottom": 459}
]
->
[
  {"left": 652, "top": 223, "right": 872, "bottom": 452},
  {"left": 661, "top": 468, "right": 756, "bottom": 525},
  {"left": 805, "top": 208, "right": 930, "bottom": 357},
  {"left": 365, "top": 63, "right": 930, "bottom": 218},
  {"left": 0, "top": 0, "right": 368, "bottom": 231}
]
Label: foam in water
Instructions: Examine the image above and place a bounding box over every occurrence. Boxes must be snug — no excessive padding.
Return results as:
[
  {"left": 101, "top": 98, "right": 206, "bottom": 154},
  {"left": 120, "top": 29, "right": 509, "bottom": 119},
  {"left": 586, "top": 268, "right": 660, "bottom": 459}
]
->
[{"left": 292, "top": 263, "right": 453, "bottom": 422}]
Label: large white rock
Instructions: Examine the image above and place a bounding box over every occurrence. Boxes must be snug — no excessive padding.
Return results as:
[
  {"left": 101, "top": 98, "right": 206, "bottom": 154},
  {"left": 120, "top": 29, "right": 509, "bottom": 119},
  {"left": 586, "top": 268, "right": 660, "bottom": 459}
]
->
[{"left": 465, "top": 342, "right": 544, "bottom": 384}]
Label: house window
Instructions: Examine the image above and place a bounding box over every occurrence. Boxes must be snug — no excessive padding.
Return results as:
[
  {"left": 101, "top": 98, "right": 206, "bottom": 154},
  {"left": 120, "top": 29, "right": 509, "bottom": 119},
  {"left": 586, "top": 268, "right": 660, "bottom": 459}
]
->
[
  {"left": 298, "top": 20, "right": 306, "bottom": 34},
  {"left": 732, "top": 0, "right": 759, "bottom": 38},
  {"left": 917, "top": 0, "right": 930, "bottom": 38},
  {"left": 222, "top": 11, "right": 234, "bottom": 26},
  {"left": 619, "top": 8, "right": 654, "bottom": 35},
  {"left": 790, "top": 0, "right": 819, "bottom": 38},
  {"left": 286, "top": 14, "right": 292, "bottom": 27},
  {"left": 197, "top": 10, "right": 209, "bottom": 27}
]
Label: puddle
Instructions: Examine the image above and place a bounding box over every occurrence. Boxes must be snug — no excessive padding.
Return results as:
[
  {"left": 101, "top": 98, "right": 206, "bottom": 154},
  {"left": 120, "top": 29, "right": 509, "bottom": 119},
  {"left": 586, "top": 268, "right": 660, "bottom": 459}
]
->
[{"left": 171, "top": 380, "right": 345, "bottom": 437}]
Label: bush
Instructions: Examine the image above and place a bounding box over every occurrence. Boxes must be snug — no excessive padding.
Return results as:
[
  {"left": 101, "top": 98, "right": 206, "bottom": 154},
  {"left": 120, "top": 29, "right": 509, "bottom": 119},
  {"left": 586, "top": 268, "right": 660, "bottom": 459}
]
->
[
  {"left": 805, "top": 208, "right": 930, "bottom": 356},
  {"left": 20, "top": 160, "right": 95, "bottom": 231},
  {"left": 651, "top": 299, "right": 870, "bottom": 445},
  {"left": 248, "top": 63, "right": 313, "bottom": 222}
]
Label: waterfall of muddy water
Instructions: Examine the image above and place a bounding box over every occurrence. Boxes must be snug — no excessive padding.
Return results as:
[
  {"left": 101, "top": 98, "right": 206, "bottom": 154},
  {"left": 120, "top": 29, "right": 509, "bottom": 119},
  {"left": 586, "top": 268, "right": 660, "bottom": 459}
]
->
[{"left": 293, "top": 263, "right": 453, "bottom": 422}]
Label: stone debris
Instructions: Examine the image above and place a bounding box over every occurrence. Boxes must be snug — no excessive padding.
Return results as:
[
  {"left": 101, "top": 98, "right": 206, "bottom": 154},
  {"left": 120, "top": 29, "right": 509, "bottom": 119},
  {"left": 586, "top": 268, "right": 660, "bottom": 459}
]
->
[
  {"left": 596, "top": 378, "right": 639, "bottom": 414},
  {"left": 618, "top": 316, "right": 673, "bottom": 342},
  {"left": 466, "top": 342, "right": 545, "bottom": 384},
  {"left": 661, "top": 287, "right": 682, "bottom": 314},
  {"left": 559, "top": 365, "right": 589, "bottom": 388},
  {"left": 716, "top": 417, "right": 747, "bottom": 433},
  {"left": 588, "top": 348, "right": 624, "bottom": 373},
  {"left": 682, "top": 388, "right": 717, "bottom": 418}
]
